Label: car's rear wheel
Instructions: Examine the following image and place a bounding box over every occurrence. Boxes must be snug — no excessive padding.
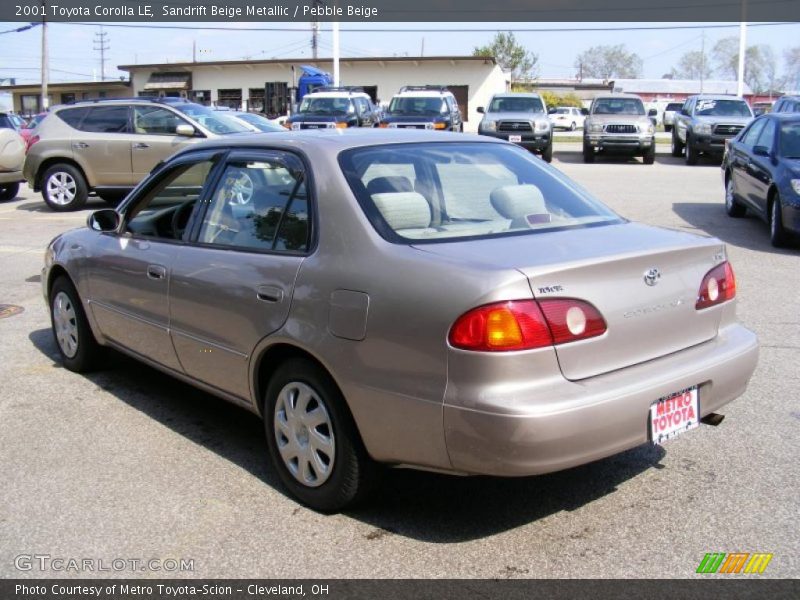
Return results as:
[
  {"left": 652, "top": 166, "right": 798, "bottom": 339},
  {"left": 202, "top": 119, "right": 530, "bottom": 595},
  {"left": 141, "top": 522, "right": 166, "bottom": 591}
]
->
[
  {"left": 49, "top": 276, "right": 101, "bottom": 372},
  {"left": 98, "top": 191, "right": 127, "bottom": 207},
  {"left": 671, "top": 130, "right": 684, "bottom": 157},
  {"left": 769, "top": 194, "right": 791, "bottom": 248},
  {"left": 665, "top": 124, "right": 672, "bottom": 133},
  {"left": 0, "top": 182, "right": 19, "bottom": 202},
  {"left": 582, "top": 141, "right": 595, "bottom": 163},
  {"left": 569, "top": 122, "right": 576, "bottom": 131},
  {"left": 542, "top": 142, "right": 553, "bottom": 163},
  {"left": 643, "top": 144, "right": 655, "bottom": 165},
  {"left": 725, "top": 177, "right": 746, "bottom": 217},
  {"left": 42, "top": 163, "right": 88, "bottom": 211},
  {"left": 264, "top": 358, "right": 376, "bottom": 512},
  {"left": 685, "top": 135, "right": 698, "bottom": 165}
]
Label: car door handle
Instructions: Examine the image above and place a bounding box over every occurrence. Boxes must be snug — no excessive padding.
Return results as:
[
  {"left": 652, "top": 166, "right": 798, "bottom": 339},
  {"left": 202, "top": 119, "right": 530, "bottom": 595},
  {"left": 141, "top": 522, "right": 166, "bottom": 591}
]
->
[
  {"left": 146, "top": 264, "right": 167, "bottom": 280},
  {"left": 72, "top": 142, "right": 89, "bottom": 149},
  {"left": 256, "top": 285, "right": 284, "bottom": 303},
  {"left": 132, "top": 142, "right": 150, "bottom": 149}
]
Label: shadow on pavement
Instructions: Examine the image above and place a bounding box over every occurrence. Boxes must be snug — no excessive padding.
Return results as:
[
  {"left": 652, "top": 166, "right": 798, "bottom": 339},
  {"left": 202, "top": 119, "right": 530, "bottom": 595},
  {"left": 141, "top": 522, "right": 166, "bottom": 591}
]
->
[{"left": 29, "top": 326, "right": 667, "bottom": 543}]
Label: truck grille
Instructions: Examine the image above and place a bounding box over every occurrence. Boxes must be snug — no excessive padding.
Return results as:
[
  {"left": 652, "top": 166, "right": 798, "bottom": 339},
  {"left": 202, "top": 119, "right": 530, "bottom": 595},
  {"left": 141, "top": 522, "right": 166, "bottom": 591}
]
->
[
  {"left": 604, "top": 124, "right": 638, "bottom": 134},
  {"left": 498, "top": 121, "right": 533, "bottom": 132},
  {"left": 713, "top": 124, "right": 744, "bottom": 137}
]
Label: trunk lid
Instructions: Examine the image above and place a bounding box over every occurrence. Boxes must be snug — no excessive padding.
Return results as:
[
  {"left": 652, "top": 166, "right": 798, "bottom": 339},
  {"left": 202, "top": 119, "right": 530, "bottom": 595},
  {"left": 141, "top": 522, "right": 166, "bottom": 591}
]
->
[{"left": 415, "top": 222, "right": 727, "bottom": 381}]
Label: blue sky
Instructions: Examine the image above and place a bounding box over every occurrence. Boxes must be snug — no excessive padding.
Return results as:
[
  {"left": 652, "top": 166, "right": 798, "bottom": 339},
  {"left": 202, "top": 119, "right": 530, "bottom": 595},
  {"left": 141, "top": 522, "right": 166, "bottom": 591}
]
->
[{"left": 1, "top": 21, "right": 798, "bottom": 85}]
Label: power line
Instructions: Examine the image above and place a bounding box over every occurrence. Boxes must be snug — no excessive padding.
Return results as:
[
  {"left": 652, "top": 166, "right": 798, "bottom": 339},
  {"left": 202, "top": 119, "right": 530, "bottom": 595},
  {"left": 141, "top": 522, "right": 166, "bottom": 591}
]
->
[{"left": 93, "top": 25, "right": 109, "bottom": 81}]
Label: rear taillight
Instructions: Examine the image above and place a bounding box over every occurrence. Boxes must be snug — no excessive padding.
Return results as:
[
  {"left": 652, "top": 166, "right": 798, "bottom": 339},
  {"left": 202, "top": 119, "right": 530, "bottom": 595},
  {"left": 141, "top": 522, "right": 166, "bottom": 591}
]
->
[
  {"left": 696, "top": 261, "right": 736, "bottom": 310},
  {"left": 448, "top": 298, "right": 606, "bottom": 352},
  {"left": 26, "top": 135, "right": 39, "bottom": 153}
]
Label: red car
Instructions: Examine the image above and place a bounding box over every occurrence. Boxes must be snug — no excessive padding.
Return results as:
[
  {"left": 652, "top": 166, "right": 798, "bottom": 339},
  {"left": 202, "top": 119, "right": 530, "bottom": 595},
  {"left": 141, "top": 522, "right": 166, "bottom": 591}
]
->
[{"left": 19, "top": 112, "right": 47, "bottom": 150}]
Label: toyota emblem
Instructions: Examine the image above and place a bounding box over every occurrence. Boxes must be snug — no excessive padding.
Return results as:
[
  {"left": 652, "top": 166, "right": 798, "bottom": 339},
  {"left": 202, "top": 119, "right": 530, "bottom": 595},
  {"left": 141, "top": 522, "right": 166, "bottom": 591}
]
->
[{"left": 644, "top": 268, "right": 661, "bottom": 286}]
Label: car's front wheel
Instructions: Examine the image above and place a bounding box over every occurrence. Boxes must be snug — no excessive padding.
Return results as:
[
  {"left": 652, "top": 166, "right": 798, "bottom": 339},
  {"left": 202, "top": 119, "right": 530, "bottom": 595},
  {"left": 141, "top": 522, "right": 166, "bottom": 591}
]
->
[
  {"left": 542, "top": 142, "right": 553, "bottom": 163},
  {"left": 770, "top": 194, "right": 791, "bottom": 247},
  {"left": 0, "top": 182, "right": 19, "bottom": 202},
  {"left": 264, "top": 358, "right": 376, "bottom": 512},
  {"left": 725, "top": 177, "right": 746, "bottom": 217},
  {"left": 41, "top": 163, "right": 88, "bottom": 211},
  {"left": 582, "top": 140, "right": 595, "bottom": 163},
  {"left": 643, "top": 144, "right": 655, "bottom": 165},
  {"left": 569, "top": 122, "right": 576, "bottom": 131},
  {"left": 49, "top": 276, "right": 101, "bottom": 372},
  {"left": 671, "top": 130, "right": 684, "bottom": 157},
  {"left": 685, "top": 135, "right": 698, "bottom": 165}
]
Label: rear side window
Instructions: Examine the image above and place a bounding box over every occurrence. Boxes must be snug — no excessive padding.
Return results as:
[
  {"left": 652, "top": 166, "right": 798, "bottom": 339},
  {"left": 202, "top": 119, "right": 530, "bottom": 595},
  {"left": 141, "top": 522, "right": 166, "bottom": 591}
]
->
[
  {"left": 79, "top": 106, "right": 130, "bottom": 133},
  {"left": 56, "top": 107, "right": 90, "bottom": 129}
]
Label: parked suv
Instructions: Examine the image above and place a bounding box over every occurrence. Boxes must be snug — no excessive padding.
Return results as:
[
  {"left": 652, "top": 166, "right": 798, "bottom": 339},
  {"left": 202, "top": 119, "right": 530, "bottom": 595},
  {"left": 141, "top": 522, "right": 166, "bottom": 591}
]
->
[
  {"left": 772, "top": 96, "right": 800, "bottom": 114},
  {"left": 287, "top": 87, "right": 379, "bottom": 130},
  {"left": 380, "top": 86, "right": 463, "bottom": 132},
  {"left": 671, "top": 95, "right": 753, "bottom": 165},
  {"left": 662, "top": 102, "right": 683, "bottom": 132},
  {"left": 478, "top": 93, "right": 552, "bottom": 162},
  {"left": 583, "top": 94, "right": 657, "bottom": 164},
  {"left": 23, "top": 98, "right": 252, "bottom": 211}
]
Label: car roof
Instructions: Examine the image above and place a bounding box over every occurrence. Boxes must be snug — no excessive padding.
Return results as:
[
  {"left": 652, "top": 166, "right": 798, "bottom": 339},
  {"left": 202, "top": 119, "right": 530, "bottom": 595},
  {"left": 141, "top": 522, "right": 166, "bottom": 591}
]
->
[
  {"left": 394, "top": 91, "right": 452, "bottom": 97},
  {"left": 593, "top": 93, "right": 643, "bottom": 100},
  {"left": 688, "top": 94, "right": 748, "bottom": 101},
  {"left": 171, "top": 129, "right": 500, "bottom": 158},
  {"left": 761, "top": 112, "right": 800, "bottom": 122}
]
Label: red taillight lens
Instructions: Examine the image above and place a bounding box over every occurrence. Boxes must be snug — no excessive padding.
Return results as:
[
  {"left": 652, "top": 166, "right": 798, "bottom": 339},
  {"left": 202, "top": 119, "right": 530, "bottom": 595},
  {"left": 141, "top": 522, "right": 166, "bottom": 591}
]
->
[
  {"left": 696, "top": 261, "right": 736, "bottom": 309},
  {"left": 448, "top": 298, "right": 607, "bottom": 352},
  {"left": 537, "top": 298, "right": 607, "bottom": 344},
  {"left": 26, "top": 134, "right": 39, "bottom": 153}
]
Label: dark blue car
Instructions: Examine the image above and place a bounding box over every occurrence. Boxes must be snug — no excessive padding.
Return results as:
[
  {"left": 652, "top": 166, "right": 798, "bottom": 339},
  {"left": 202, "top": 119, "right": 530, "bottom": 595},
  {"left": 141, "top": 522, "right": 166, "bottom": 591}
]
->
[{"left": 722, "top": 113, "right": 800, "bottom": 247}]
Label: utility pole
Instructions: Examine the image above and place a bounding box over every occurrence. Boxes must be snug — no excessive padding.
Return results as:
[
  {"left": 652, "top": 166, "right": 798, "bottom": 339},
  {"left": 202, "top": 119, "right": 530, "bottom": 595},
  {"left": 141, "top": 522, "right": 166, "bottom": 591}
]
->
[
  {"left": 311, "top": 20, "right": 319, "bottom": 59},
  {"left": 193, "top": 40, "right": 196, "bottom": 62},
  {"left": 421, "top": 37, "right": 425, "bottom": 57},
  {"left": 41, "top": 0, "right": 48, "bottom": 111},
  {"left": 737, "top": 0, "right": 747, "bottom": 97},
  {"left": 94, "top": 25, "right": 109, "bottom": 82},
  {"left": 700, "top": 30, "right": 705, "bottom": 93}
]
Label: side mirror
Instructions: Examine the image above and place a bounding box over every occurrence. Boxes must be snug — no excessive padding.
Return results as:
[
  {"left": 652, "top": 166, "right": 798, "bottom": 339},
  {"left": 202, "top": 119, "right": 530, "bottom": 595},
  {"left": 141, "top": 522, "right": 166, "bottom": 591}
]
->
[
  {"left": 87, "top": 209, "right": 120, "bottom": 232},
  {"left": 175, "top": 123, "right": 196, "bottom": 137},
  {"left": 477, "top": 106, "right": 485, "bottom": 114},
  {"left": 752, "top": 145, "right": 770, "bottom": 157},
  {"left": 648, "top": 108, "right": 657, "bottom": 117}
]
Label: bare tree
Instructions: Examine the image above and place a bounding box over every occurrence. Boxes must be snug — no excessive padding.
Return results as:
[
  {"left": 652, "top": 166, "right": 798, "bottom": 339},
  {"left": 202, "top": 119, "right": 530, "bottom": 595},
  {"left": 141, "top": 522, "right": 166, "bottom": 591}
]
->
[
  {"left": 785, "top": 47, "right": 800, "bottom": 91},
  {"left": 712, "top": 36, "right": 780, "bottom": 93},
  {"left": 473, "top": 32, "right": 538, "bottom": 82},
  {"left": 574, "top": 44, "right": 643, "bottom": 80},
  {"left": 672, "top": 50, "right": 713, "bottom": 80}
]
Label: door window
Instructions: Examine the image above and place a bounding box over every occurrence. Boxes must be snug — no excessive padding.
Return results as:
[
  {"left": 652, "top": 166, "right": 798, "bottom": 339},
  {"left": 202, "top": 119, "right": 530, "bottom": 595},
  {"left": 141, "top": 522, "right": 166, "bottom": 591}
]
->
[
  {"left": 754, "top": 119, "right": 776, "bottom": 151},
  {"left": 197, "top": 156, "right": 310, "bottom": 253},
  {"left": 740, "top": 120, "right": 766, "bottom": 147},
  {"left": 133, "top": 105, "right": 190, "bottom": 135},
  {"left": 79, "top": 105, "right": 130, "bottom": 133}
]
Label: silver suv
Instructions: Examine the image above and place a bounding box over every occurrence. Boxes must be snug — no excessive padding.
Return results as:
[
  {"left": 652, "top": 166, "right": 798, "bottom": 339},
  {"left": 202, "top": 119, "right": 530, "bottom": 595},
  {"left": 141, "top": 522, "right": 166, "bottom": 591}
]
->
[
  {"left": 583, "top": 94, "right": 657, "bottom": 164},
  {"left": 23, "top": 98, "right": 252, "bottom": 211},
  {"left": 477, "top": 93, "right": 552, "bottom": 162},
  {"left": 671, "top": 95, "right": 753, "bottom": 165}
]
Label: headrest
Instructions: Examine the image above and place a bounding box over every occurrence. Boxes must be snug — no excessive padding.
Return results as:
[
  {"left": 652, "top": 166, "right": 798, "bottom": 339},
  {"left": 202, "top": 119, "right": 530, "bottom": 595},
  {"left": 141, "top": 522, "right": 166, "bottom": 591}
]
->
[
  {"left": 371, "top": 192, "right": 431, "bottom": 231},
  {"left": 366, "top": 176, "right": 413, "bottom": 195},
  {"left": 490, "top": 184, "right": 546, "bottom": 219}
]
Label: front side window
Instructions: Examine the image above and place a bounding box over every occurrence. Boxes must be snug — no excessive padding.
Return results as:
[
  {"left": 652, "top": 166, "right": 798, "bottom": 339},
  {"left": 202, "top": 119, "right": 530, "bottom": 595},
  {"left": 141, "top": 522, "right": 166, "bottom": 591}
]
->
[
  {"left": 754, "top": 119, "right": 777, "bottom": 150},
  {"left": 340, "top": 142, "right": 621, "bottom": 243},
  {"left": 133, "top": 105, "right": 190, "bottom": 135},
  {"left": 79, "top": 106, "right": 130, "bottom": 133},
  {"left": 779, "top": 122, "right": 800, "bottom": 157},
  {"left": 740, "top": 119, "right": 766, "bottom": 147},
  {"left": 197, "top": 157, "right": 309, "bottom": 253}
]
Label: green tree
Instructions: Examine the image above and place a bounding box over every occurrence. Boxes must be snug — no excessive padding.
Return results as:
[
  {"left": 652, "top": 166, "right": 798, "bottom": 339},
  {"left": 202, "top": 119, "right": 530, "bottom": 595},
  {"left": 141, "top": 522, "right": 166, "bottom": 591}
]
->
[
  {"left": 473, "top": 32, "right": 538, "bottom": 82},
  {"left": 574, "top": 44, "right": 643, "bottom": 80}
]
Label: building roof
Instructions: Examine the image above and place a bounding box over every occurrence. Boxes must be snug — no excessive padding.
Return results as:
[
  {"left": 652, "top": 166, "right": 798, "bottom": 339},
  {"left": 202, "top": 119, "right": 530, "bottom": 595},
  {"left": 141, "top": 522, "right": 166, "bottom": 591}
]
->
[
  {"left": 118, "top": 55, "right": 497, "bottom": 71},
  {"left": 611, "top": 78, "right": 753, "bottom": 96},
  {"left": 0, "top": 80, "right": 130, "bottom": 92}
]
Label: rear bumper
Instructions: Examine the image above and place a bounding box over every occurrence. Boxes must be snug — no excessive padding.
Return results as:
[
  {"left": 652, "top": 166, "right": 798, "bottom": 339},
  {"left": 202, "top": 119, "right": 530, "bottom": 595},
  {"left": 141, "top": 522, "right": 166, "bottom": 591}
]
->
[
  {"left": 444, "top": 323, "right": 758, "bottom": 476},
  {"left": 0, "top": 170, "right": 23, "bottom": 184}
]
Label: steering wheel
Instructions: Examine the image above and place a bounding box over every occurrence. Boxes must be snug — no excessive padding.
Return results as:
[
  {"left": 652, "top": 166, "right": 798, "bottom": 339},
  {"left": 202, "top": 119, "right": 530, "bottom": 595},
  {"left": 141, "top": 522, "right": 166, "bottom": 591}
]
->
[
  {"left": 171, "top": 199, "right": 196, "bottom": 240},
  {"left": 227, "top": 171, "right": 254, "bottom": 206}
]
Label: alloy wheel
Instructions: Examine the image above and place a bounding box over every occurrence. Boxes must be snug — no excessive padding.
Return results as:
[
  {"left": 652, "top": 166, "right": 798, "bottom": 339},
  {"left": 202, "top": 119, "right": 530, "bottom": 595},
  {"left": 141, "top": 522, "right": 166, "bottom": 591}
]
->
[
  {"left": 46, "top": 172, "right": 77, "bottom": 206},
  {"left": 53, "top": 291, "right": 79, "bottom": 358}
]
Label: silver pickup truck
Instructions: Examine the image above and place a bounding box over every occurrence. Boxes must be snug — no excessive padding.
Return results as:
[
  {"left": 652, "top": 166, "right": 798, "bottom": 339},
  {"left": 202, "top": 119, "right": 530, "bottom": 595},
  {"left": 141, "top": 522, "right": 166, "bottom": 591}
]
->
[
  {"left": 582, "top": 93, "right": 657, "bottom": 164},
  {"left": 671, "top": 95, "right": 753, "bottom": 165}
]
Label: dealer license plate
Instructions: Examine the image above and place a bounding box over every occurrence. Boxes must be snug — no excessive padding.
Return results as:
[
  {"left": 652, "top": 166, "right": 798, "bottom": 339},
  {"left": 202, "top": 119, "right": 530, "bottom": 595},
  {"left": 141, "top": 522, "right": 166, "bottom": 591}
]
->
[
  {"left": 649, "top": 386, "right": 699, "bottom": 445},
  {"left": 508, "top": 135, "right": 522, "bottom": 143}
]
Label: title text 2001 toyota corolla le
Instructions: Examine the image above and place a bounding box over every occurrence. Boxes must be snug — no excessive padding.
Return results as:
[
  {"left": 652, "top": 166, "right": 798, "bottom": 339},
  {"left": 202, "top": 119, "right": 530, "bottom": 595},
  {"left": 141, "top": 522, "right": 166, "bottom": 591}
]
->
[{"left": 43, "top": 130, "right": 759, "bottom": 511}]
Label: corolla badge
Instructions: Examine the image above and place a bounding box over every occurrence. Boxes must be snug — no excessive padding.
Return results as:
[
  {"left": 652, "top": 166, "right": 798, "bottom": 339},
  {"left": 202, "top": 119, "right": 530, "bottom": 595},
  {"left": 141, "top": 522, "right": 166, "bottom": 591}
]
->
[{"left": 644, "top": 267, "right": 661, "bottom": 286}]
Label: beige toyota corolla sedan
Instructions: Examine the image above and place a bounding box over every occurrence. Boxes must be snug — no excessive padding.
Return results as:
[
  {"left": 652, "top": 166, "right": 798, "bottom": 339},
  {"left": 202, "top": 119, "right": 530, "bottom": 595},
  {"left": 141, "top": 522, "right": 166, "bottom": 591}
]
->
[{"left": 43, "top": 130, "right": 759, "bottom": 511}]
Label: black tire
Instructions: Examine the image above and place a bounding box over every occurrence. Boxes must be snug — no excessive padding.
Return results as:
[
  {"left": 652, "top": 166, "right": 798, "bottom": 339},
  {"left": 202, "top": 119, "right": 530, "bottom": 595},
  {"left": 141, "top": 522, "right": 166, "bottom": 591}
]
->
[
  {"left": 643, "top": 144, "right": 655, "bottom": 165},
  {"left": 685, "top": 134, "right": 698, "bottom": 165},
  {"left": 98, "top": 191, "right": 127, "bottom": 207},
  {"left": 49, "top": 276, "right": 101, "bottom": 373},
  {"left": 0, "top": 182, "right": 19, "bottom": 202},
  {"left": 569, "top": 122, "right": 576, "bottom": 131},
  {"left": 665, "top": 124, "right": 672, "bottom": 133},
  {"left": 769, "top": 194, "right": 791, "bottom": 248},
  {"left": 41, "top": 163, "right": 88, "bottom": 211},
  {"left": 264, "top": 358, "right": 377, "bottom": 512},
  {"left": 583, "top": 140, "right": 595, "bottom": 163},
  {"left": 671, "top": 129, "right": 684, "bottom": 157},
  {"left": 542, "top": 142, "right": 553, "bottom": 163},
  {"left": 724, "top": 176, "right": 746, "bottom": 217}
]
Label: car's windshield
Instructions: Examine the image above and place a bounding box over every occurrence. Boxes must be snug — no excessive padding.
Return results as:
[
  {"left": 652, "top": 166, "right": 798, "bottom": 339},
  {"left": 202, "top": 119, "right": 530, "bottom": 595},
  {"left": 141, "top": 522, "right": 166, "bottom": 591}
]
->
[
  {"left": 554, "top": 108, "right": 570, "bottom": 114},
  {"left": 388, "top": 97, "right": 445, "bottom": 116},
  {"left": 235, "top": 113, "right": 285, "bottom": 132},
  {"left": 298, "top": 97, "right": 354, "bottom": 116},
  {"left": 780, "top": 122, "right": 800, "bottom": 157},
  {"left": 340, "top": 142, "right": 621, "bottom": 243},
  {"left": 488, "top": 97, "right": 544, "bottom": 113},
  {"left": 694, "top": 99, "right": 752, "bottom": 117},
  {"left": 173, "top": 103, "right": 251, "bottom": 134},
  {"left": 666, "top": 103, "right": 682, "bottom": 111},
  {"left": 592, "top": 98, "right": 645, "bottom": 116}
]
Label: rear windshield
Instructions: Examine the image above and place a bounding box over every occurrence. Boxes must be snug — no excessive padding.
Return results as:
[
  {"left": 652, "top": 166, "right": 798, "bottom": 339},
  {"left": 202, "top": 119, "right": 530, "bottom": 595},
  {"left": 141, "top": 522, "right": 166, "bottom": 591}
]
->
[
  {"left": 665, "top": 103, "right": 683, "bottom": 111},
  {"left": 339, "top": 142, "right": 621, "bottom": 243},
  {"left": 780, "top": 122, "right": 800, "bottom": 158},
  {"left": 388, "top": 97, "right": 445, "bottom": 116},
  {"left": 592, "top": 98, "right": 645, "bottom": 115},
  {"left": 694, "top": 99, "right": 752, "bottom": 117},
  {"left": 488, "top": 97, "right": 544, "bottom": 113}
]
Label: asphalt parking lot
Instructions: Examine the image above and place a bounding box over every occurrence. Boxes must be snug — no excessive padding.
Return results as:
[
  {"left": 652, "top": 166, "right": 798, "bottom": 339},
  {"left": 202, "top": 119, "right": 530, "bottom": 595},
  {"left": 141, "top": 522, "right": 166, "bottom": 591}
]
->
[{"left": 0, "top": 145, "right": 797, "bottom": 579}]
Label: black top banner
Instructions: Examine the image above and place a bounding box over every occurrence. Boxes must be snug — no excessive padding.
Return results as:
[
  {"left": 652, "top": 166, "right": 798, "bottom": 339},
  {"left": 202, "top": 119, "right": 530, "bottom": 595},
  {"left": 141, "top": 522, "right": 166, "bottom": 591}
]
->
[{"left": 4, "top": 0, "right": 800, "bottom": 23}]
